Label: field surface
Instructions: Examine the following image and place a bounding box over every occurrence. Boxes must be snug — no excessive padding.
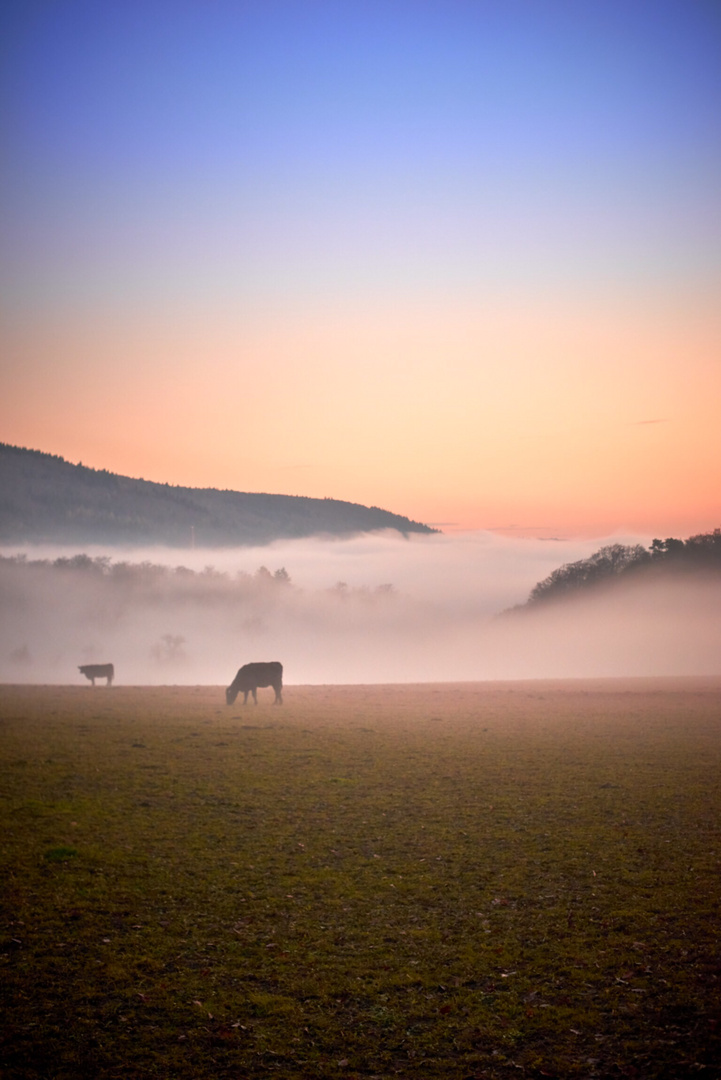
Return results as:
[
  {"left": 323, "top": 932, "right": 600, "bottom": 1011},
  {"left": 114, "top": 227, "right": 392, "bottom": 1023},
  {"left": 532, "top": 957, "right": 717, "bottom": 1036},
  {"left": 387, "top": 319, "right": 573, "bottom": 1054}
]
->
[{"left": 1, "top": 679, "right": 720, "bottom": 1079}]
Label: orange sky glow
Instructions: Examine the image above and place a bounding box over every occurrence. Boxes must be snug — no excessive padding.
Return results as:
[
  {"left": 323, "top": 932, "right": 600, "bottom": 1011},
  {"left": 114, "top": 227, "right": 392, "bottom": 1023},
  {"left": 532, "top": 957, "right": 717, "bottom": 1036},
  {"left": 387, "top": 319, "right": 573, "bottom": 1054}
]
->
[{"left": 4, "top": 290, "right": 720, "bottom": 539}]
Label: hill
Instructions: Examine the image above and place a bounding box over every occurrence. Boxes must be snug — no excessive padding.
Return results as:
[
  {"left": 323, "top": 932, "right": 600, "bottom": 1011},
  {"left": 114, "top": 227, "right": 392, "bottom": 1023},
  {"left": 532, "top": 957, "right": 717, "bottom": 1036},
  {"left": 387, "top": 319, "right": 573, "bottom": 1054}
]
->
[
  {"left": 509, "top": 529, "right": 721, "bottom": 611},
  {"left": 0, "top": 443, "right": 438, "bottom": 547}
]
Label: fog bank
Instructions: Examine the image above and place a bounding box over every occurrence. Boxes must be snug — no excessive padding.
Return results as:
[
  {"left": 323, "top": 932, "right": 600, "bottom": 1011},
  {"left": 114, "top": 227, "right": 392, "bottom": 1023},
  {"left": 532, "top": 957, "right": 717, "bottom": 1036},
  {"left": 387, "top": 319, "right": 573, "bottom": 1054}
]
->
[{"left": 2, "top": 531, "right": 719, "bottom": 685}]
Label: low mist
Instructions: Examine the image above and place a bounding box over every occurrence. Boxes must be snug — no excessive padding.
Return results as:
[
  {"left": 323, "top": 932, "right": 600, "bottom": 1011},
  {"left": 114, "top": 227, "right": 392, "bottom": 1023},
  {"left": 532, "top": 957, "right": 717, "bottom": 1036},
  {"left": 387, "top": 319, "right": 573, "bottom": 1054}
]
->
[{"left": 2, "top": 531, "right": 720, "bottom": 685}]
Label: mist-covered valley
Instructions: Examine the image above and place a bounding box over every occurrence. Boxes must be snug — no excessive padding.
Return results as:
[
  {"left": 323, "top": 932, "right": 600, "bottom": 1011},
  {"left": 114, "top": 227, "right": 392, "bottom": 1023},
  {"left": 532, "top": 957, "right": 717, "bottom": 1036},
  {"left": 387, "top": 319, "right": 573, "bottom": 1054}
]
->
[{"left": 2, "top": 530, "right": 720, "bottom": 686}]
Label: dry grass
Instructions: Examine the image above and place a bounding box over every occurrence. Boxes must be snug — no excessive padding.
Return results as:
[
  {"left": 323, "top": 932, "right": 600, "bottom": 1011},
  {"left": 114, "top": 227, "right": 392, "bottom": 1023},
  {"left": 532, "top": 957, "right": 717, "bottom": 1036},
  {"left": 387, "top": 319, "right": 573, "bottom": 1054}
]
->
[{"left": 1, "top": 679, "right": 720, "bottom": 1079}]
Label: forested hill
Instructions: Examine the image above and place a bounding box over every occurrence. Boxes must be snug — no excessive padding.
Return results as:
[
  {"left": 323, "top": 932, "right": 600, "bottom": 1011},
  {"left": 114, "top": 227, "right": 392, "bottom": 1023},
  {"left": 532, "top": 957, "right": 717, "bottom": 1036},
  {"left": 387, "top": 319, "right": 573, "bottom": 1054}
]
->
[
  {"left": 0, "top": 444, "right": 438, "bottom": 547},
  {"left": 512, "top": 529, "right": 721, "bottom": 611}
]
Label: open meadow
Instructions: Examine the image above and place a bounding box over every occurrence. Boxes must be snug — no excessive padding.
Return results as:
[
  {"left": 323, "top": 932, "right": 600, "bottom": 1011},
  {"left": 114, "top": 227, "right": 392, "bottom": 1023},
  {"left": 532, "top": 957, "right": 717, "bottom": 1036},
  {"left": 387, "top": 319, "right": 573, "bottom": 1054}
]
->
[{"left": 1, "top": 679, "right": 720, "bottom": 1079}]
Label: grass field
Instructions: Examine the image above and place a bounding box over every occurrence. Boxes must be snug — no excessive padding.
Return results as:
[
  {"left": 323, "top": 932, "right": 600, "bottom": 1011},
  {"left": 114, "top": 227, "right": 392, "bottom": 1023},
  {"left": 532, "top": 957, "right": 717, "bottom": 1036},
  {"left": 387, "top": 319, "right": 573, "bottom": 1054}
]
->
[{"left": 1, "top": 679, "right": 720, "bottom": 1079}]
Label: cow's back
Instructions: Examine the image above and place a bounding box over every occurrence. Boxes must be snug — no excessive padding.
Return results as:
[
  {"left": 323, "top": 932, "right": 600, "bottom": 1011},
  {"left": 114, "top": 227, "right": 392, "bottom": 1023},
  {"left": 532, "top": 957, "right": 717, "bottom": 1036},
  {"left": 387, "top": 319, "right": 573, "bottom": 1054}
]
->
[{"left": 240, "top": 661, "right": 282, "bottom": 687}]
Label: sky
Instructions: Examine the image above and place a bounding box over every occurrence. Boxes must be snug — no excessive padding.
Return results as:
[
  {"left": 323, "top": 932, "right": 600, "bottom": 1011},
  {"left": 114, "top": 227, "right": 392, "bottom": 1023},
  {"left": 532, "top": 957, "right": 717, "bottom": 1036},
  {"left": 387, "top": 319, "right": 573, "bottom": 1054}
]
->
[{"left": 2, "top": 0, "right": 720, "bottom": 539}]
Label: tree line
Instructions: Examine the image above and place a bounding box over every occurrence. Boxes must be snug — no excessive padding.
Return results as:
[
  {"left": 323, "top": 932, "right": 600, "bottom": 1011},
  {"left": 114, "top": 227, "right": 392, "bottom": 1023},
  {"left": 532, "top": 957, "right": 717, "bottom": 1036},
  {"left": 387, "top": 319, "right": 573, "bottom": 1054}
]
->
[
  {"left": 0, "top": 553, "right": 395, "bottom": 606},
  {"left": 521, "top": 529, "right": 721, "bottom": 608}
]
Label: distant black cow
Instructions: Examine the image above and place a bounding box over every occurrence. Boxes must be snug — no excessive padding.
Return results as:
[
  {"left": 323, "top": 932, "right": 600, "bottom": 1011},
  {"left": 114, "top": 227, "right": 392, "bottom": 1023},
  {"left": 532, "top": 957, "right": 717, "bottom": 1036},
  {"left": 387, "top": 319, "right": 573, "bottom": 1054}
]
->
[
  {"left": 79, "top": 663, "right": 114, "bottom": 686},
  {"left": 226, "top": 661, "right": 283, "bottom": 706}
]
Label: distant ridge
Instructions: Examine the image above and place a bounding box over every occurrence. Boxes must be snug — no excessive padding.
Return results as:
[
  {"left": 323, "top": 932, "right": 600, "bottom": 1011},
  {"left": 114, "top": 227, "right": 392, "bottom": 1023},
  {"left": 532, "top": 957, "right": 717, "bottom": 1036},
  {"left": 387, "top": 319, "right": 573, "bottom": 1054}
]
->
[{"left": 0, "top": 443, "right": 438, "bottom": 547}]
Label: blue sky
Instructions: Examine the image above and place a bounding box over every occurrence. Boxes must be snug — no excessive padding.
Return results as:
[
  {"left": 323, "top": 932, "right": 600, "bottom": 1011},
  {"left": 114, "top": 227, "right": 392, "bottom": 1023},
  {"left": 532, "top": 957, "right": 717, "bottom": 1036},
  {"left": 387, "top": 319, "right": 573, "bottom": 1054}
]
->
[{"left": 4, "top": 0, "right": 719, "bottom": 311}]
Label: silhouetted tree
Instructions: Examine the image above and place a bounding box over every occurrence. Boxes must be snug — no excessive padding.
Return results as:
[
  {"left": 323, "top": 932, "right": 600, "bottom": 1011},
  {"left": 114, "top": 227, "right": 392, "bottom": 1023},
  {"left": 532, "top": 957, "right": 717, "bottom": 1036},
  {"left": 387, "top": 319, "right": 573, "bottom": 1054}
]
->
[
  {"left": 528, "top": 543, "right": 648, "bottom": 605},
  {"left": 650, "top": 537, "right": 685, "bottom": 558},
  {"left": 685, "top": 528, "right": 721, "bottom": 563},
  {"left": 523, "top": 529, "right": 721, "bottom": 609}
]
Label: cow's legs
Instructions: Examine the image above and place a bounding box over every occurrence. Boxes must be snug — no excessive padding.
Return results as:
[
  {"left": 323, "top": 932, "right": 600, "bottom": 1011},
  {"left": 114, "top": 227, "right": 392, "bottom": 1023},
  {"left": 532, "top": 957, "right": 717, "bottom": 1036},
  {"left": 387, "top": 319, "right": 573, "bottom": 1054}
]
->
[{"left": 251, "top": 688, "right": 258, "bottom": 704}]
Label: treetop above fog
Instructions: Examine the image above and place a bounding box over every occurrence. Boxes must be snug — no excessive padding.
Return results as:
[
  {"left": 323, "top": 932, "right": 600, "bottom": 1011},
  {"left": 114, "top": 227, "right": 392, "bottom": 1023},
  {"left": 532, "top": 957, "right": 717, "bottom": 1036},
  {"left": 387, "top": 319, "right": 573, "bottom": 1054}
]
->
[{"left": 521, "top": 529, "right": 721, "bottom": 609}]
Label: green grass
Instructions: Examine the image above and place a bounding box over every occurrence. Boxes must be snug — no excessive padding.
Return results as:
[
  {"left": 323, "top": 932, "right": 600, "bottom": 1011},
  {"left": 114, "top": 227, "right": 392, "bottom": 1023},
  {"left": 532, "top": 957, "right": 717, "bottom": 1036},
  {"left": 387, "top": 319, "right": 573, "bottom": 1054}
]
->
[{"left": 1, "top": 680, "right": 720, "bottom": 1079}]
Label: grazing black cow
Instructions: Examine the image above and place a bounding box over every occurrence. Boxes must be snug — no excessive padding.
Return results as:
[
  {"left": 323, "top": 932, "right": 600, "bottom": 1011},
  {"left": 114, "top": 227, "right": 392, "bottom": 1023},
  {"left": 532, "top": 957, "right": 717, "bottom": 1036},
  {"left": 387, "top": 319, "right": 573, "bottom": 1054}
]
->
[
  {"left": 226, "top": 661, "right": 283, "bottom": 705},
  {"left": 79, "top": 663, "right": 114, "bottom": 686}
]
